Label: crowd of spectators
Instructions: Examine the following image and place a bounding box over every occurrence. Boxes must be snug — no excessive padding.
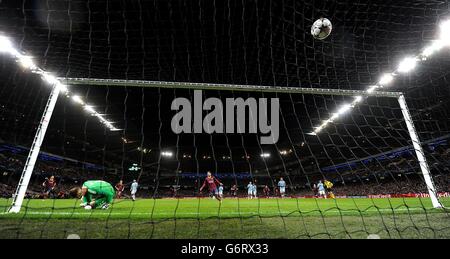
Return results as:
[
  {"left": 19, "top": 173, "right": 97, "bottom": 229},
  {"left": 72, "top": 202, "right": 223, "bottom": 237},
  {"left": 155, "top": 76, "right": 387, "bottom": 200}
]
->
[{"left": 0, "top": 145, "right": 449, "bottom": 199}]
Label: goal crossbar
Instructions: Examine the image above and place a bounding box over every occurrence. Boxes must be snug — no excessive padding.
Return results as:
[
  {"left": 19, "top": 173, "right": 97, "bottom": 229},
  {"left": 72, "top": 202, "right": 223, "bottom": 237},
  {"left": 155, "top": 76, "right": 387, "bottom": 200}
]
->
[{"left": 59, "top": 77, "right": 403, "bottom": 98}]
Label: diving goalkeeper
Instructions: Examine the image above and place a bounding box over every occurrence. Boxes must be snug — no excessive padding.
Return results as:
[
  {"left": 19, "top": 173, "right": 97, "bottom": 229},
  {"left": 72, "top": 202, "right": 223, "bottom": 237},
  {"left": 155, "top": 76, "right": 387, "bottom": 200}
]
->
[{"left": 70, "top": 180, "right": 115, "bottom": 210}]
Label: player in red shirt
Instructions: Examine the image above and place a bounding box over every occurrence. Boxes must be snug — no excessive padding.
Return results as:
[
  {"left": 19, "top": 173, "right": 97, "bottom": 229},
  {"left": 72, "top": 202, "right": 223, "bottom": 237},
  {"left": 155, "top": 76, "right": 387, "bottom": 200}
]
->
[
  {"left": 199, "top": 171, "right": 223, "bottom": 203},
  {"left": 42, "top": 176, "right": 57, "bottom": 199},
  {"left": 263, "top": 185, "right": 271, "bottom": 198},
  {"left": 115, "top": 180, "right": 125, "bottom": 199}
]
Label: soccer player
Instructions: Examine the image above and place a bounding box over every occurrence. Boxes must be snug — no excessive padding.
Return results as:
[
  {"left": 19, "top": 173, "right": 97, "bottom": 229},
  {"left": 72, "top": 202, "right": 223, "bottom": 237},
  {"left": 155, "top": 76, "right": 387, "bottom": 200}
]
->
[
  {"left": 42, "top": 176, "right": 57, "bottom": 199},
  {"left": 70, "top": 180, "right": 115, "bottom": 210},
  {"left": 169, "top": 185, "right": 176, "bottom": 197},
  {"left": 312, "top": 183, "right": 318, "bottom": 197},
  {"left": 263, "top": 185, "right": 270, "bottom": 198},
  {"left": 230, "top": 184, "right": 238, "bottom": 197},
  {"left": 317, "top": 180, "right": 327, "bottom": 199},
  {"left": 278, "top": 177, "right": 286, "bottom": 198},
  {"left": 247, "top": 182, "right": 254, "bottom": 199},
  {"left": 324, "top": 179, "right": 335, "bottom": 199},
  {"left": 130, "top": 180, "right": 139, "bottom": 201},
  {"left": 199, "top": 171, "right": 222, "bottom": 203},
  {"left": 251, "top": 182, "right": 258, "bottom": 199},
  {"left": 218, "top": 183, "right": 224, "bottom": 199},
  {"left": 115, "top": 180, "right": 125, "bottom": 199}
]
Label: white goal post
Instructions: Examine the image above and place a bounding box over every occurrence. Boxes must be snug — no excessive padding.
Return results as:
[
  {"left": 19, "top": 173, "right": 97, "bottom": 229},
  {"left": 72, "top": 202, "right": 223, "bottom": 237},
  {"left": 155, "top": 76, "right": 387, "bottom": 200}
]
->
[
  {"left": 9, "top": 83, "right": 62, "bottom": 213},
  {"left": 8, "top": 78, "right": 443, "bottom": 213}
]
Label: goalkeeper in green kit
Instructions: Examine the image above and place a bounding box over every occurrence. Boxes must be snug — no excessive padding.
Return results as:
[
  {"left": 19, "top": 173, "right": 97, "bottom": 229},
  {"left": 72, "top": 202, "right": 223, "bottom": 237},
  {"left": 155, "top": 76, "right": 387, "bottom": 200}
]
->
[{"left": 70, "top": 180, "right": 115, "bottom": 210}]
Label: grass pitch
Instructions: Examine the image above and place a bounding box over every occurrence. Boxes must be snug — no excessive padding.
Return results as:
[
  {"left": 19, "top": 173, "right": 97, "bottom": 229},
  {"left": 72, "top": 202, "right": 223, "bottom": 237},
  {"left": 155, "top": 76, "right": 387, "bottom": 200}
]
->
[{"left": 0, "top": 197, "right": 449, "bottom": 239}]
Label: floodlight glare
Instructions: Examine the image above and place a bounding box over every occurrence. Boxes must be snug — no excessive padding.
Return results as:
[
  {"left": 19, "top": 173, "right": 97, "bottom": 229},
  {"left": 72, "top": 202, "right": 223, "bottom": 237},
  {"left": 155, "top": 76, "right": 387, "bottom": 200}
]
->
[
  {"left": 322, "top": 119, "right": 331, "bottom": 126},
  {"left": 42, "top": 73, "right": 60, "bottom": 86},
  {"left": 439, "top": 20, "right": 450, "bottom": 45},
  {"left": 398, "top": 57, "right": 417, "bottom": 73},
  {"left": 84, "top": 105, "right": 96, "bottom": 114},
  {"left": 260, "top": 153, "right": 271, "bottom": 158},
  {"left": 354, "top": 96, "right": 363, "bottom": 104},
  {"left": 72, "top": 95, "right": 84, "bottom": 105},
  {"left": 366, "top": 85, "right": 379, "bottom": 93},
  {"left": 314, "top": 125, "right": 324, "bottom": 134},
  {"left": 18, "top": 55, "right": 36, "bottom": 70},
  {"left": 57, "top": 83, "right": 68, "bottom": 93},
  {"left": 280, "top": 150, "right": 292, "bottom": 156},
  {"left": 422, "top": 41, "right": 444, "bottom": 57},
  {"left": 0, "top": 33, "right": 124, "bottom": 139},
  {"left": 330, "top": 113, "right": 339, "bottom": 121},
  {"left": 161, "top": 151, "right": 173, "bottom": 157},
  {"left": 379, "top": 74, "right": 394, "bottom": 86},
  {"left": 337, "top": 104, "right": 352, "bottom": 115},
  {"left": 0, "top": 36, "right": 14, "bottom": 54}
]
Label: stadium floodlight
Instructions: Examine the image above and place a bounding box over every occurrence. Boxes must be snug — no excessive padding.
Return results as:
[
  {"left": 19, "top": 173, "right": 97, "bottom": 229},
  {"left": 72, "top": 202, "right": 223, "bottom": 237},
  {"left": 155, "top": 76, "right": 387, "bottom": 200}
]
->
[
  {"left": 330, "top": 113, "right": 339, "bottom": 122},
  {"left": 56, "top": 83, "right": 68, "bottom": 94},
  {"left": 161, "top": 151, "right": 174, "bottom": 157},
  {"left": 0, "top": 36, "right": 14, "bottom": 54},
  {"left": 313, "top": 126, "right": 323, "bottom": 135},
  {"left": 310, "top": 103, "right": 354, "bottom": 136},
  {"left": 367, "top": 85, "right": 379, "bottom": 93},
  {"left": 0, "top": 35, "right": 113, "bottom": 133},
  {"left": 279, "top": 149, "right": 292, "bottom": 156},
  {"left": 18, "top": 55, "right": 36, "bottom": 70},
  {"left": 354, "top": 96, "right": 363, "bottom": 103},
  {"left": 84, "top": 105, "right": 96, "bottom": 114},
  {"left": 260, "top": 153, "right": 271, "bottom": 158},
  {"left": 337, "top": 104, "right": 352, "bottom": 115},
  {"left": 379, "top": 74, "right": 394, "bottom": 86},
  {"left": 352, "top": 96, "right": 364, "bottom": 106},
  {"left": 105, "top": 121, "right": 114, "bottom": 128},
  {"left": 321, "top": 120, "right": 329, "bottom": 127},
  {"left": 422, "top": 41, "right": 444, "bottom": 58},
  {"left": 95, "top": 113, "right": 107, "bottom": 121},
  {"left": 72, "top": 95, "right": 85, "bottom": 105},
  {"left": 397, "top": 57, "right": 418, "bottom": 73},
  {"left": 439, "top": 20, "right": 450, "bottom": 45},
  {"left": 42, "top": 73, "right": 60, "bottom": 86}
]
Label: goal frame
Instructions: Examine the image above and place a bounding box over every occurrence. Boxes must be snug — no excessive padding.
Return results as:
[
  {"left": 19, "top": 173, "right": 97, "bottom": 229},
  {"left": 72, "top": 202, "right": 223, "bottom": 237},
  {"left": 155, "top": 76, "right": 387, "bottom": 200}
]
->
[{"left": 8, "top": 78, "right": 443, "bottom": 213}]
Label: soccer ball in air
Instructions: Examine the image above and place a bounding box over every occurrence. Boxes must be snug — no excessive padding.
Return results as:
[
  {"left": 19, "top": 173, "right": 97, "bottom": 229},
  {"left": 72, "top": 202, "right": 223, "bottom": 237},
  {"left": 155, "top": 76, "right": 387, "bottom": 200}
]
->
[{"left": 311, "top": 18, "right": 332, "bottom": 40}]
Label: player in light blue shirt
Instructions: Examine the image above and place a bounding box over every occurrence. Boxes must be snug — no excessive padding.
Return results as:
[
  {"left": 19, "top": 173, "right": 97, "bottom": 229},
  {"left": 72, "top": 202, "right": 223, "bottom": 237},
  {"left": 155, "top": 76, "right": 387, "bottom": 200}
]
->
[
  {"left": 317, "top": 181, "right": 326, "bottom": 199},
  {"left": 247, "top": 182, "right": 254, "bottom": 199},
  {"left": 218, "top": 183, "right": 224, "bottom": 199},
  {"left": 130, "top": 180, "right": 139, "bottom": 201},
  {"left": 278, "top": 177, "right": 286, "bottom": 198},
  {"left": 251, "top": 183, "right": 257, "bottom": 199}
]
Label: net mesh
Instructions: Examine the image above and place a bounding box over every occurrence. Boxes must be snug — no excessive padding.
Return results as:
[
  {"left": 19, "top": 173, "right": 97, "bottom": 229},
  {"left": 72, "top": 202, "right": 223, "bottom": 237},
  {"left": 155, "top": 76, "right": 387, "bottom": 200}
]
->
[{"left": 0, "top": 0, "right": 449, "bottom": 239}]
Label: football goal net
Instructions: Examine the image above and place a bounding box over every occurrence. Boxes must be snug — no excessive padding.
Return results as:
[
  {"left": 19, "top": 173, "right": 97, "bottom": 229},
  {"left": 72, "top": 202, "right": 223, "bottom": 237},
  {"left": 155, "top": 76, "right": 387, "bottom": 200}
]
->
[
  {"left": 1, "top": 76, "right": 449, "bottom": 238},
  {"left": 0, "top": 0, "right": 449, "bottom": 239}
]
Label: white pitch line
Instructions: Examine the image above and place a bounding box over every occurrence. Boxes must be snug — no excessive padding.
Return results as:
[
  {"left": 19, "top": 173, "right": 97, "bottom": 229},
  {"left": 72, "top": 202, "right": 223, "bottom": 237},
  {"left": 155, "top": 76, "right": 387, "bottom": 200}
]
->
[{"left": 0, "top": 207, "right": 441, "bottom": 217}]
